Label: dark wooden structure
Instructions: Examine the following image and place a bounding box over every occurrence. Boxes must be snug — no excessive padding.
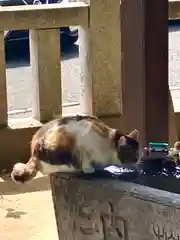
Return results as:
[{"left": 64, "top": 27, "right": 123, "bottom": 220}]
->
[{"left": 121, "top": 0, "right": 169, "bottom": 146}]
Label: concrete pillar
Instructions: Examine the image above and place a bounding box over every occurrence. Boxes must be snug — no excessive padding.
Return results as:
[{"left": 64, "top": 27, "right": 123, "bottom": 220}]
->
[
  {"left": 80, "top": 0, "right": 122, "bottom": 128},
  {"left": 29, "top": 29, "right": 62, "bottom": 123}
]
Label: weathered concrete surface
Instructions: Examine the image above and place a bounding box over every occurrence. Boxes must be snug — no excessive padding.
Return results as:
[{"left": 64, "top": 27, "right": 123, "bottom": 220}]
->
[
  {"left": 50, "top": 175, "right": 180, "bottom": 240},
  {"left": 0, "top": 175, "right": 58, "bottom": 240},
  {"left": 80, "top": 0, "right": 121, "bottom": 117}
]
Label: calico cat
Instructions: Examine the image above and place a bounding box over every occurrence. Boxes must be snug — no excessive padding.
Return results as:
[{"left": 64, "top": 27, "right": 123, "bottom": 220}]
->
[{"left": 11, "top": 114, "right": 139, "bottom": 183}]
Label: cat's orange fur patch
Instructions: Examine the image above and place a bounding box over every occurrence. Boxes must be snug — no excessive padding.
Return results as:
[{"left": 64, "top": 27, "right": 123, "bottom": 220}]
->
[
  {"left": 43, "top": 126, "right": 76, "bottom": 151},
  {"left": 80, "top": 116, "right": 110, "bottom": 138}
]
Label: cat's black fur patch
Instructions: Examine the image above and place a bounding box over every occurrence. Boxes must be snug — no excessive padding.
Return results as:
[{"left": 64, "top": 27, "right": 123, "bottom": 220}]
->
[
  {"left": 56, "top": 115, "right": 96, "bottom": 126},
  {"left": 33, "top": 141, "right": 81, "bottom": 169},
  {"left": 12, "top": 171, "right": 32, "bottom": 183},
  {"left": 113, "top": 130, "right": 139, "bottom": 148},
  {"left": 113, "top": 130, "right": 139, "bottom": 164}
]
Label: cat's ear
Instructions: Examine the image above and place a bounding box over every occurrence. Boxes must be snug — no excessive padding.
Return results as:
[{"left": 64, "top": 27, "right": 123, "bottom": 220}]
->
[
  {"left": 109, "top": 129, "right": 118, "bottom": 140},
  {"left": 118, "top": 136, "right": 127, "bottom": 146},
  {"left": 127, "top": 129, "right": 139, "bottom": 141}
]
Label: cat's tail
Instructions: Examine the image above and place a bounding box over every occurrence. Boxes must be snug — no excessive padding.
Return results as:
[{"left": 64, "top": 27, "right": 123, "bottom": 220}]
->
[{"left": 11, "top": 157, "right": 38, "bottom": 184}]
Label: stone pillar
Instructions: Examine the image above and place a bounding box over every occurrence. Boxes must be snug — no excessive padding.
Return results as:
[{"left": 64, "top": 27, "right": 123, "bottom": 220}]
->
[
  {"left": 79, "top": 0, "right": 122, "bottom": 128},
  {"left": 50, "top": 175, "right": 180, "bottom": 240},
  {"left": 121, "top": 0, "right": 169, "bottom": 146},
  {"left": 0, "top": 32, "right": 7, "bottom": 127},
  {"left": 30, "top": 29, "right": 62, "bottom": 123}
]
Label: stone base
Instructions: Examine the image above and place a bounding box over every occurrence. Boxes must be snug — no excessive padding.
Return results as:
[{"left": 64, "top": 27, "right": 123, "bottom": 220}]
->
[{"left": 50, "top": 175, "right": 180, "bottom": 240}]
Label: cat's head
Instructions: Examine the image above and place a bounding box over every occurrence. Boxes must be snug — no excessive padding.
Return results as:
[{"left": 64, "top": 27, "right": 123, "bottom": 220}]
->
[{"left": 112, "top": 129, "right": 139, "bottom": 164}]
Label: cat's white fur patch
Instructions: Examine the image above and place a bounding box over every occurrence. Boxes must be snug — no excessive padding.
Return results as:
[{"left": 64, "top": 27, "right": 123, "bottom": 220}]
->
[
  {"left": 40, "top": 161, "right": 95, "bottom": 174},
  {"left": 108, "top": 128, "right": 117, "bottom": 140},
  {"left": 40, "top": 161, "right": 77, "bottom": 174},
  {"left": 64, "top": 119, "right": 120, "bottom": 166}
]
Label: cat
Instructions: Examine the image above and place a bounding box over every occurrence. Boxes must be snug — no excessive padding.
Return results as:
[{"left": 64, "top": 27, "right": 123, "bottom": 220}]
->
[{"left": 11, "top": 114, "right": 139, "bottom": 183}]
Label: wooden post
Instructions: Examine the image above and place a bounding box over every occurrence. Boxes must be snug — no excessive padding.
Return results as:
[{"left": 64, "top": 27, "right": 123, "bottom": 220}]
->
[
  {"left": 121, "top": 0, "right": 169, "bottom": 146},
  {"left": 0, "top": 32, "right": 7, "bottom": 127},
  {"left": 29, "top": 29, "right": 62, "bottom": 122},
  {"left": 80, "top": 0, "right": 122, "bottom": 128}
]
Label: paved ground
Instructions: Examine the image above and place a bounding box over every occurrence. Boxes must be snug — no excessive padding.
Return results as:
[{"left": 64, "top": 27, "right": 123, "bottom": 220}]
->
[
  {"left": 1, "top": 25, "right": 180, "bottom": 240},
  {"left": 6, "top": 42, "right": 80, "bottom": 117},
  {"left": 0, "top": 175, "right": 58, "bottom": 240}
]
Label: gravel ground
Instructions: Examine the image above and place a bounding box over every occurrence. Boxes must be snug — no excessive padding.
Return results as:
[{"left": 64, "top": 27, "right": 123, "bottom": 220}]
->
[{"left": 0, "top": 176, "right": 58, "bottom": 240}]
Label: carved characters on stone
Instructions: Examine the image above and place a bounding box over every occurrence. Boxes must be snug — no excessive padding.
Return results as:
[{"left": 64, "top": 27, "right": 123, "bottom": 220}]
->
[
  {"left": 100, "top": 202, "right": 128, "bottom": 239},
  {"left": 75, "top": 200, "right": 128, "bottom": 239},
  {"left": 153, "top": 223, "right": 180, "bottom": 240}
]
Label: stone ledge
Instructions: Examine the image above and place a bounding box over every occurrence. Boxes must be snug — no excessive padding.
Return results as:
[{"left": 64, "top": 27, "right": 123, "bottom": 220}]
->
[
  {"left": 50, "top": 175, "right": 180, "bottom": 240},
  {"left": 7, "top": 102, "right": 81, "bottom": 128}
]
